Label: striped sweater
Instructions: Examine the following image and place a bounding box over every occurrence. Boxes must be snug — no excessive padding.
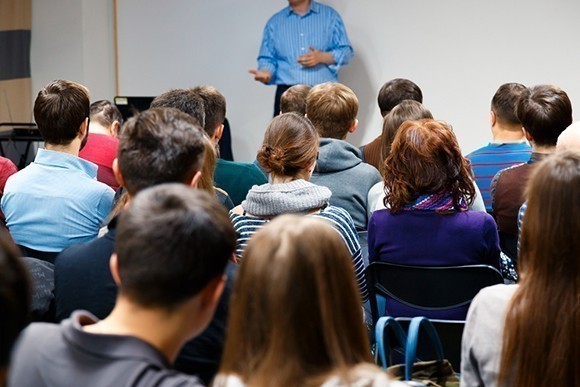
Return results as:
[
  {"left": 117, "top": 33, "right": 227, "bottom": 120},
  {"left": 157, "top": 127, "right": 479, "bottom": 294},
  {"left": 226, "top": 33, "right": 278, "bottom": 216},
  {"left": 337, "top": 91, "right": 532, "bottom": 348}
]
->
[{"left": 230, "top": 206, "right": 368, "bottom": 302}]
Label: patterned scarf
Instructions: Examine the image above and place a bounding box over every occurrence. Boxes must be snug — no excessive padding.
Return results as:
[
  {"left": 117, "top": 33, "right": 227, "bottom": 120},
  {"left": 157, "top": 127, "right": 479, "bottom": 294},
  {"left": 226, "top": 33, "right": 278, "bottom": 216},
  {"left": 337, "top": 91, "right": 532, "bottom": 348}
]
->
[{"left": 403, "top": 191, "right": 468, "bottom": 212}]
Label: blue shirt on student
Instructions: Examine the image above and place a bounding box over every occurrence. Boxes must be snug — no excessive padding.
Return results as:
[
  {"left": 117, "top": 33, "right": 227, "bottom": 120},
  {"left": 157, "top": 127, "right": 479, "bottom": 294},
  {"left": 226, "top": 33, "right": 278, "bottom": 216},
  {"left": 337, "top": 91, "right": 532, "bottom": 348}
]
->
[
  {"left": 257, "top": 1, "right": 353, "bottom": 86},
  {"left": 2, "top": 148, "right": 114, "bottom": 252},
  {"left": 467, "top": 142, "right": 532, "bottom": 212}
]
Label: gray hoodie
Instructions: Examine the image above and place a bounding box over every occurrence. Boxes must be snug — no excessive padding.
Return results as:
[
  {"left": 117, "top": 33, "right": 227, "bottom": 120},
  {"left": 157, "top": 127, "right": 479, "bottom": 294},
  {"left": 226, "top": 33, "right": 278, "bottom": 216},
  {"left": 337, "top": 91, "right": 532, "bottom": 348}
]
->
[{"left": 310, "top": 138, "right": 381, "bottom": 230}]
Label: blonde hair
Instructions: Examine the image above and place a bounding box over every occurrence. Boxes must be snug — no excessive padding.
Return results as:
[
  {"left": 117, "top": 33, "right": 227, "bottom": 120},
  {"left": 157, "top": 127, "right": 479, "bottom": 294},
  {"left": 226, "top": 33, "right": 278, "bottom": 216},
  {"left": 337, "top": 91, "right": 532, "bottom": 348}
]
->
[{"left": 306, "top": 82, "right": 358, "bottom": 139}]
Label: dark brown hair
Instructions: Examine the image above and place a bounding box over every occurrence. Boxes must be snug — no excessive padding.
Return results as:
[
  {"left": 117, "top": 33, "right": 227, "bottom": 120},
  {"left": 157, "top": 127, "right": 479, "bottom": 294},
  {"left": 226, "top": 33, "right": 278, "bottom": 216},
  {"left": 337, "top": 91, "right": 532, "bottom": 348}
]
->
[
  {"left": 90, "top": 100, "right": 123, "bottom": 128},
  {"left": 256, "top": 113, "right": 319, "bottom": 179},
  {"left": 383, "top": 119, "right": 475, "bottom": 212},
  {"left": 0, "top": 231, "right": 30, "bottom": 369},
  {"left": 491, "top": 83, "right": 527, "bottom": 126},
  {"left": 33, "top": 80, "right": 90, "bottom": 145},
  {"left": 380, "top": 100, "right": 433, "bottom": 169},
  {"left": 280, "top": 84, "right": 312, "bottom": 115},
  {"left": 151, "top": 88, "right": 205, "bottom": 129},
  {"left": 218, "top": 215, "right": 371, "bottom": 386},
  {"left": 116, "top": 185, "right": 235, "bottom": 309},
  {"left": 191, "top": 85, "right": 226, "bottom": 137},
  {"left": 498, "top": 151, "right": 580, "bottom": 386},
  {"left": 377, "top": 78, "right": 423, "bottom": 117},
  {"left": 516, "top": 85, "right": 572, "bottom": 147},
  {"left": 306, "top": 82, "right": 358, "bottom": 139},
  {"left": 117, "top": 107, "right": 206, "bottom": 196}
]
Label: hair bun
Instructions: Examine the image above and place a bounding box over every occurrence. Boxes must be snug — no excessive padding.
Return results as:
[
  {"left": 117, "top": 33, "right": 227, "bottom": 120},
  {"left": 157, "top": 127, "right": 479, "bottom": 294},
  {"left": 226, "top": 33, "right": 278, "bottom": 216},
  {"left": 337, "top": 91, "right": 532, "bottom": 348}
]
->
[{"left": 257, "top": 145, "right": 285, "bottom": 175}]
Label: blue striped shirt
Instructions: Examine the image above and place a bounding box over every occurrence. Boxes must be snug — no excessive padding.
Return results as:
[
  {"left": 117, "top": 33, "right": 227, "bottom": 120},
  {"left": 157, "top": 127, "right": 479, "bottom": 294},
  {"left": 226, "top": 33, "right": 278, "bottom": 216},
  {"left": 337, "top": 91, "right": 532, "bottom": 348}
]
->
[
  {"left": 230, "top": 206, "right": 368, "bottom": 302},
  {"left": 467, "top": 142, "right": 531, "bottom": 212},
  {"left": 2, "top": 149, "right": 114, "bottom": 252},
  {"left": 257, "top": 1, "right": 353, "bottom": 86}
]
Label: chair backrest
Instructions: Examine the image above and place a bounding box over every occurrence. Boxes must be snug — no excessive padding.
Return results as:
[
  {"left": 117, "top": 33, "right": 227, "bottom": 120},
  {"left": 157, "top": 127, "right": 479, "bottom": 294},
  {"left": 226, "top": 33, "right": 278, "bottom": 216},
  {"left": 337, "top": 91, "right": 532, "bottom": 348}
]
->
[{"left": 367, "top": 262, "right": 503, "bottom": 323}]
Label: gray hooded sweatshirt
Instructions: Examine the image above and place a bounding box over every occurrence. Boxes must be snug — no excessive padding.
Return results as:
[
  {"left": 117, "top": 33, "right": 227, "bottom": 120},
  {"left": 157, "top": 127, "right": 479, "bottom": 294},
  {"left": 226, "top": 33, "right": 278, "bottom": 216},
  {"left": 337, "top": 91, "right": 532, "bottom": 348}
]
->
[{"left": 310, "top": 138, "right": 381, "bottom": 230}]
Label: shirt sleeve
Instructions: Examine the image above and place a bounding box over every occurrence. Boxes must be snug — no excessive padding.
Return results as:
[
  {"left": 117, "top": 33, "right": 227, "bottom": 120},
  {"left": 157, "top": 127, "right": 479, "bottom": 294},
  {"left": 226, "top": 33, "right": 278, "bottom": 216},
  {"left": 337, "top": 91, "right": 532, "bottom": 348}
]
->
[
  {"left": 327, "top": 12, "right": 353, "bottom": 73},
  {"left": 482, "top": 215, "right": 501, "bottom": 270},
  {"left": 257, "top": 20, "right": 277, "bottom": 83},
  {"left": 460, "top": 293, "right": 486, "bottom": 387},
  {"left": 96, "top": 187, "right": 115, "bottom": 223}
]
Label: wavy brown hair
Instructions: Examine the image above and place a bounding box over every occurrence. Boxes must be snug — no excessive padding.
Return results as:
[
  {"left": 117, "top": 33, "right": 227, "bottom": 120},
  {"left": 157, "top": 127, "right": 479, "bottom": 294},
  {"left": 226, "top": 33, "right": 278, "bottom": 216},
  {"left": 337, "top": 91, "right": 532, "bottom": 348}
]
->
[
  {"left": 217, "top": 215, "right": 371, "bottom": 386},
  {"left": 498, "top": 151, "right": 580, "bottom": 386},
  {"left": 383, "top": 119, "right": 475, "bottom": 212}
]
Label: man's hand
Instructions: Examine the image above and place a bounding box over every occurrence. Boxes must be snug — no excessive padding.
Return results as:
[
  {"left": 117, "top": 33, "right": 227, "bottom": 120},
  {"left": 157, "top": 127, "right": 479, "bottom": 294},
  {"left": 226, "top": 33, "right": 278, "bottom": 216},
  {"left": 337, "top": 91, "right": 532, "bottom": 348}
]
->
[
  {"left": 248, "top": 69, "right": 272, "bottom": 84},
  {"left": 297, "top": 46, "right": 334, "bottom": 67}
]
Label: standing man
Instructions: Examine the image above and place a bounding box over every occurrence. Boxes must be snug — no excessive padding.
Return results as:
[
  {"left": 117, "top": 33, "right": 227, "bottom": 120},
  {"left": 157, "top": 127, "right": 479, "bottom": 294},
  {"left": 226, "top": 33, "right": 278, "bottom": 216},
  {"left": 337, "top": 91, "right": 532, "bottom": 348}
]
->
[{"left": 249, "top": 0, "right": 353, "bottom": 116}]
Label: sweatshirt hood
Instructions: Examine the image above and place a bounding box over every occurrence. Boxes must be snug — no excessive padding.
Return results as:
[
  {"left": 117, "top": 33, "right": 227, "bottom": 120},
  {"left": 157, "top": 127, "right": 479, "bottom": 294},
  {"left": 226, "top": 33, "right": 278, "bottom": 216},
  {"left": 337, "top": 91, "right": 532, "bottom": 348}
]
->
[{"left": 315, "top": 138, "right": 363, "bottom": 173}]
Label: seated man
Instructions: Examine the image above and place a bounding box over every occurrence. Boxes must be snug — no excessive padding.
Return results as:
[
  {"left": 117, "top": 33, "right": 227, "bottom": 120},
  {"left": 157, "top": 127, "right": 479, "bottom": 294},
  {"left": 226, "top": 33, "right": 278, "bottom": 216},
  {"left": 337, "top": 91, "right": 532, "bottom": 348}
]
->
[
  {"left": 2, "top": 80, "right": 114, "bottom": 262},
  {"left": 10, "top": 184, "right": 236, "bottom": 386},
  {"left": 191, "top": 86, "right": 267, "bottom": 206},
  {"left": 79, "top": 100, "right": 123, "bottom": 190},
  {"left": 307, "top": 82, "right": 381, "bottom": 230},
  {"left": 360, "top": 78, "right": 423, "bottom": 169},
  {"left": 492, "top": 84, "right": 572, "bottom": 260},
  {"left": 467, "top": 83, "right": 531, "bottom": 212},
  {"left": 55, "top": 108, "right": 234, "bottom": 383},
  {"left": 280, "top": 84, "right": 312, "bottom": 115}
]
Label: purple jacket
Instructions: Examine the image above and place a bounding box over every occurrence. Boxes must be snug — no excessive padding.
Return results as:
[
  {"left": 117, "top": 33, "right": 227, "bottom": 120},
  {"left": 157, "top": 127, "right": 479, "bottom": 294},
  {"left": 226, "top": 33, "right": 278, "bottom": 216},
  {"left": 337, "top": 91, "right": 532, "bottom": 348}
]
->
[{"left": 368, "top": 209, "right": 501, "bottom": 319}]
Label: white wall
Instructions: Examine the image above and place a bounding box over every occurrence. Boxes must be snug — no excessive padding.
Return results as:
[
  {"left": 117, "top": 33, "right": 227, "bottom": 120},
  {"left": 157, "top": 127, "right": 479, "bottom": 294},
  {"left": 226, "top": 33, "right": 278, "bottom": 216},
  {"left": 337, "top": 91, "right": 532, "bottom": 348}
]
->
[{"left": 33, "top": 0, "right": 580, "bottom": 161}]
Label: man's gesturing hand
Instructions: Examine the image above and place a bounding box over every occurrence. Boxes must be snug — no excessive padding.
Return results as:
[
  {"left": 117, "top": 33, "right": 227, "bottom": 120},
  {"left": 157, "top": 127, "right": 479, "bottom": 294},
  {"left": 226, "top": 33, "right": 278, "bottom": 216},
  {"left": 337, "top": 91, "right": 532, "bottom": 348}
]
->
[
  {"left": 297, "top": 46, "right": 334, "bottom": 67},
  {"left": 249, "top": 69, "right": 272, "bottom": 84}
]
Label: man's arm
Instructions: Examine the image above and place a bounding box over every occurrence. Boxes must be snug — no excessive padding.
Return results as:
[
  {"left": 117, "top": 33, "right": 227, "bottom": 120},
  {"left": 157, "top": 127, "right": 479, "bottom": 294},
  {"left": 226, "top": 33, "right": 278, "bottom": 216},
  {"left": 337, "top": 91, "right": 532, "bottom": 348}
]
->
[{"left": 250, "top": 21, "right": 277, "bottom": 84}]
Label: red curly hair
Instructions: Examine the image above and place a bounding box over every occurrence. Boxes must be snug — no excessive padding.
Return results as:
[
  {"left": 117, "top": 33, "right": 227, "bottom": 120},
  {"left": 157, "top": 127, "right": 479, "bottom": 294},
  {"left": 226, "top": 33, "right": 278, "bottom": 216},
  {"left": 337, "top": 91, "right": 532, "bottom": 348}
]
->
[{"left": 383, "top": 119, "right": 475, "bottom": 212}]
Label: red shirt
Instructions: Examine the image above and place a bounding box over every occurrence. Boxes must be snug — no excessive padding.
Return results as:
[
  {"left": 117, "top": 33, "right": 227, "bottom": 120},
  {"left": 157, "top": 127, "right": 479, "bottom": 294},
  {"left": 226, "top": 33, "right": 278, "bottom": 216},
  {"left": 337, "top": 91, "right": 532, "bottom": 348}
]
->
[
  {"left": 0, "top": 156, "right": 18, "bottom": 222},
  {"left": 79, "top": 133, "right": 119, "bottom": 190}
]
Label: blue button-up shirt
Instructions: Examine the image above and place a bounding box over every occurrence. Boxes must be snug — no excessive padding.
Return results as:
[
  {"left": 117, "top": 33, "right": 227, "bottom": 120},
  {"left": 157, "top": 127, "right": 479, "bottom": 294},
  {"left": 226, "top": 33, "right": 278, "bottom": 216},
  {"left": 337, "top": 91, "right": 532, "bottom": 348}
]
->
[
  {"left": 257, "top": 1, "right": 353, "bottom": 86},
  {"left": 2, "top": 149, "right": 115, "bottom": 252}
]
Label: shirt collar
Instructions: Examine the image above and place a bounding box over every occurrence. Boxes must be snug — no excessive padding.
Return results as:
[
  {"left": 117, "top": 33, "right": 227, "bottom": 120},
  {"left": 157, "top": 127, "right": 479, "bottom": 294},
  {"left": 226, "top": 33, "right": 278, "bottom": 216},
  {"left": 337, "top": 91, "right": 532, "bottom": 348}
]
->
[
  {"left": 62, "top": 311, "right": 170, "bottom": 368},
  {"left": 287, "top": 1, "right": 318, "bottom": 17},
  {"left": 34, "top": 148, "right": 98, "bottom": 178}
]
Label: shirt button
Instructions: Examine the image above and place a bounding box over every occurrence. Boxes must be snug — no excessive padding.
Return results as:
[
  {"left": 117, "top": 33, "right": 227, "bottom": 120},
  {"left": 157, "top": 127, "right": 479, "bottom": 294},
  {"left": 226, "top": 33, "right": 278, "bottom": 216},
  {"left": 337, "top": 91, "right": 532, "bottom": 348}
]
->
[
  {"left": 300, "top": 33, "right": 304, "bottom": 36},
  {"left": 301, "top": 47, "right": 305, "bottom": 50}
]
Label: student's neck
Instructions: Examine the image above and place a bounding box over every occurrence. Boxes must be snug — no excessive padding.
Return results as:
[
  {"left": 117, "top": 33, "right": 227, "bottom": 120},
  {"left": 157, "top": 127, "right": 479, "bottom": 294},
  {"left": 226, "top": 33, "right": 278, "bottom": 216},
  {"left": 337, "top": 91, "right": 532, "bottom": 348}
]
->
[
  {"left": 531, "top": 143, "right": 556, "bottom": 154},
  {"left": 271, "top": 175, "right": 302, "bottom": 184},
  {"left": 89, "top": 122, "right": 112, "bottom": 136},
  {"left": 291, "top": 0, "right": 310, "bottom": 15},
  {"left": 83, "top": 297, "right": 191, "bottom": 362},
  {"left": 44, "top": 141, "right": 80, "bottom": 156},
  {"left": 491, "top": 124, "right": 526, "bottom": 142}
]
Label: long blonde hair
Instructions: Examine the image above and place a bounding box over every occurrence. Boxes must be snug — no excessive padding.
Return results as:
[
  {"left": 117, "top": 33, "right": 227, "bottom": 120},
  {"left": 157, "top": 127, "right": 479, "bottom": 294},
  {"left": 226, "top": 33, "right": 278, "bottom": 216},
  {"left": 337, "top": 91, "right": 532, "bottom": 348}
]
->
[
  {"left": 498, "top": 151, "right": 580, "bottom": 386},
  {"left": 218, "top": 216, "right": 371, "bottom": 386}
]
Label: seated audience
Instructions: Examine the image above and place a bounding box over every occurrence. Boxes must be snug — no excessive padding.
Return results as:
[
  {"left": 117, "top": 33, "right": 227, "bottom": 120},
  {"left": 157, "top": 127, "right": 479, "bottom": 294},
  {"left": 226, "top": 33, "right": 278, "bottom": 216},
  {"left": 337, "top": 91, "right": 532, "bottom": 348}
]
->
[
  {"left": 190, "top": 86, "right": 267, "bottom": 206},
  {"left": 1, "top": 80, "right": 114, "bottom": 262},
  {"left": 367, "top": 101, "right": 486, "bottom": 216},
  {"left": 491, "top": 84, "right": 572, "bottom": 261},
  {"left": 467, "top": 83, "right": 531, "bottom": 212},
  {"left": 230, "top": 113, "right": 367, "bottom": 302},
  {"left": 280, "top": 84, "right": 311, "bottom": 115},
  {"left": 10, "top": 185, "right": 235, "bottom": 386},
  {"left": 0, "top": 156, "right": 17, "bottom": 225},
  {"left": 55, "top": 108, "right": 232, "bottom": 383},
  {"left": 368, "top": 119, "right": 501, "bottom": 319},
  {"left": 307, "top": 82, "right": 381, "bottom": 230},
  {"left": 0, "top": 231, "right": 30, "bottom": 386},
  {"left": 461, "top": 151, "right": 579, "bottom": 387},
  {"left": 215, "top": 215, "right": 401, "bottom": 387},
  {"left": 360, "top": 78, "right": 423, "bottom": 169},
  {"left": 78, "top": 100, "right": 122, "bottom": 190}
]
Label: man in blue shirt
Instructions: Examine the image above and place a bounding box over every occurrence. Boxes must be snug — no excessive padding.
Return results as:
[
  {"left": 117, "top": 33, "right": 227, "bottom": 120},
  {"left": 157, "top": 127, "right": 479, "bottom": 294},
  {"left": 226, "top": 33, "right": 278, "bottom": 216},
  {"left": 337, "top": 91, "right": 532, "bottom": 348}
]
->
[
  {"left": 1, "top": 80, "right": 114, "bottom": 262},
  {"left": 467, "top": 83, "right": 532, "bottom": 212},
  {"left": 249, "top": 0, "right": 353, "bottom": 115}
]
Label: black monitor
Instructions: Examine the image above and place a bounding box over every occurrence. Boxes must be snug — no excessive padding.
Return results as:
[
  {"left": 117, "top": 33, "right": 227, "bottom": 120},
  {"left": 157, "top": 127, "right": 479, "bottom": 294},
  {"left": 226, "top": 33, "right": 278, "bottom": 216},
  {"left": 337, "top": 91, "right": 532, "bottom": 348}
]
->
[{"left": 114, "top": 96, "right": 154, "bottom": 121}]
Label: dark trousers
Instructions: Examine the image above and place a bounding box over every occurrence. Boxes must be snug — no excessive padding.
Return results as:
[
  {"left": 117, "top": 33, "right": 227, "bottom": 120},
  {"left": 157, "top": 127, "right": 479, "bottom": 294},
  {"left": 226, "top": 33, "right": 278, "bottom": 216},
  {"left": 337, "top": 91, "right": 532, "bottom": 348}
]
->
[{"left": 274, "top": 84, "right": 292, "bottom": 117}]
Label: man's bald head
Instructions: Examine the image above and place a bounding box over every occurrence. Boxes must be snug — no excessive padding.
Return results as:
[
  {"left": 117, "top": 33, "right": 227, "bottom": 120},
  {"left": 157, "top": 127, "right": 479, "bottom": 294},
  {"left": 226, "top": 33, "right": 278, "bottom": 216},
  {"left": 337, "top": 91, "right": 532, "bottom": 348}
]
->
[{"left": 556, "top": 122, "right": 580, "bottom": 152}]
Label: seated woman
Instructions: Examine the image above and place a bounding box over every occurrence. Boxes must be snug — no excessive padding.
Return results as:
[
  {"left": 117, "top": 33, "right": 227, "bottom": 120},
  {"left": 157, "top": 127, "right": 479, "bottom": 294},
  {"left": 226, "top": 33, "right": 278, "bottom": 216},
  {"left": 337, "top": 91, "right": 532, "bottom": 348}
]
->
[
  {"left": 215, "top": 215, "right": 403, "bottom": 387},
  {"left": 367, "top": 100, "right": 485, "bottom": 216},
  {"left": 368, "top": 119, "right": 501, "bottom": 319},
  {"left": 230, "top": 113, "right": 367, "bottom": 302},
  {"left": 461, "top": 151, "right": 579, "bottom": 387}
]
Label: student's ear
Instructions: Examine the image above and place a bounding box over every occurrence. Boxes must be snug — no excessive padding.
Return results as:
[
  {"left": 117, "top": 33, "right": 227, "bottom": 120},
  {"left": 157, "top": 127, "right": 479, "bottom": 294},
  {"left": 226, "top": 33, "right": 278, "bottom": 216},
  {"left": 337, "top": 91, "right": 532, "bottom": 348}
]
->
[
  {"left": 112, "top": 158, "right": 126, "bottom": 188},
  {"left": 111, "top": 121, "right": 121, "bottom": 137},
  {"left": 212, "top": 124, "right": 224, "bottom": 144},
  {"left": 490, "top": 111, "right": 496, "bottom": 127},
  {"left": 189, "top": 171, "right": 202, "bottom": 189},
  {"left": 523, "top": 128, "right": 533, "bottom": 142},
  {"left": 199, "top": 275, "right": 226, "bottom": 309},
  {"left": 348, "top": 119, "right": 358, "bottom": 134},
  {"left": 109, "top": 253, "right": 121, "bottom": 286},
  {"left": 79, "top": 117, "right": 89, "bottom": 138}
]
